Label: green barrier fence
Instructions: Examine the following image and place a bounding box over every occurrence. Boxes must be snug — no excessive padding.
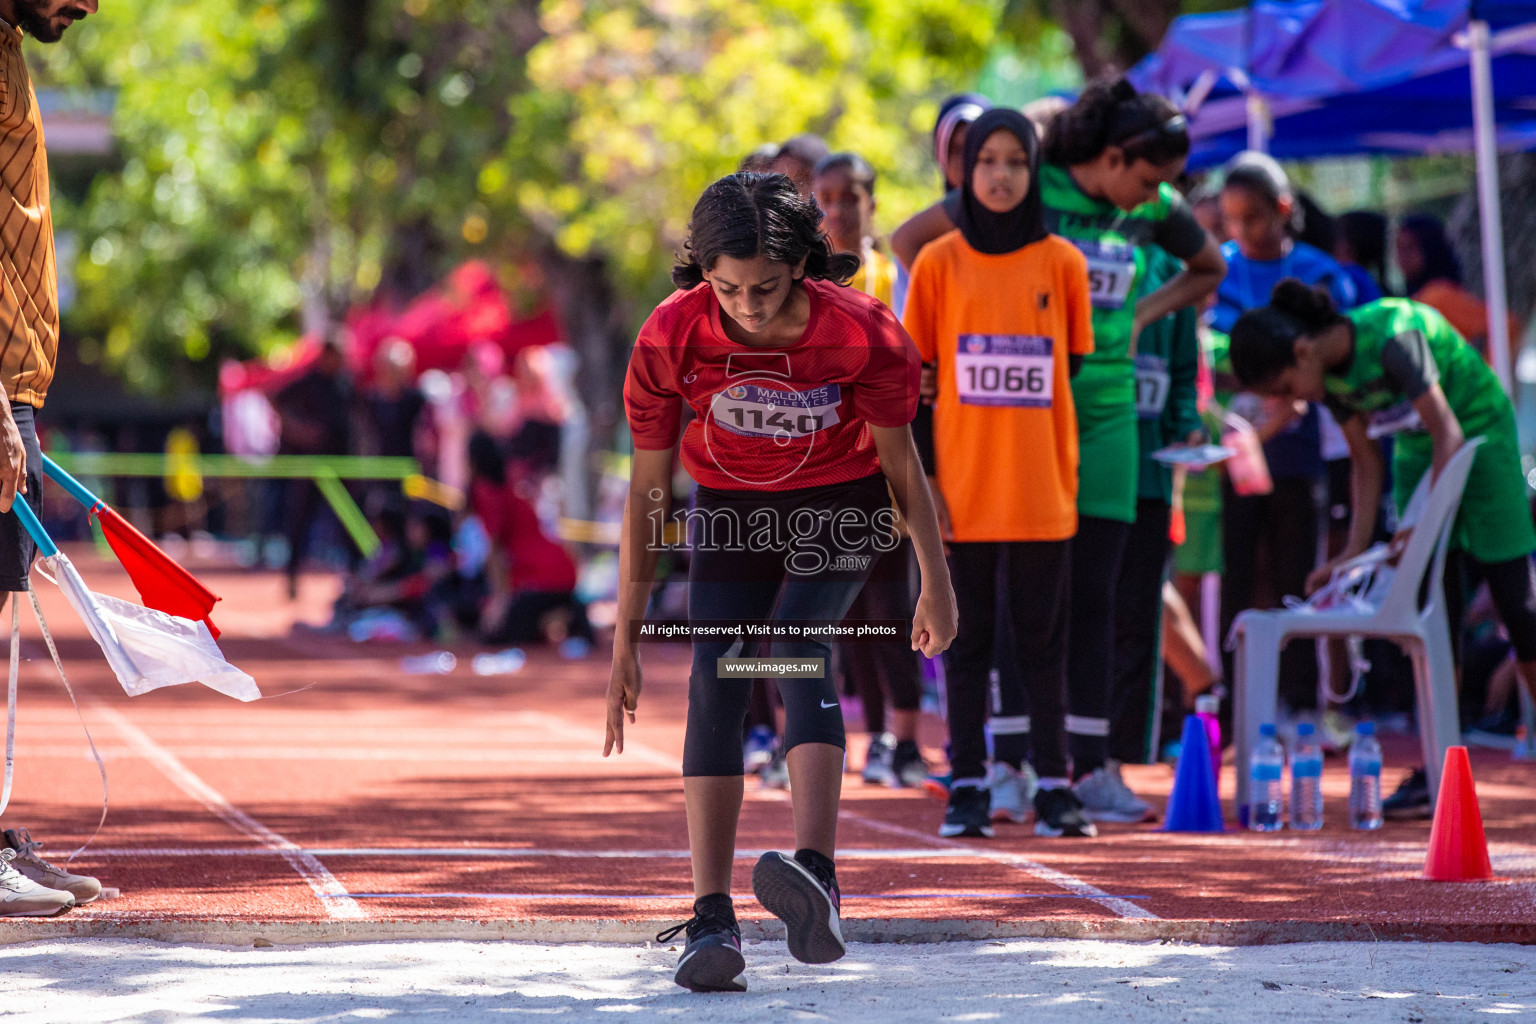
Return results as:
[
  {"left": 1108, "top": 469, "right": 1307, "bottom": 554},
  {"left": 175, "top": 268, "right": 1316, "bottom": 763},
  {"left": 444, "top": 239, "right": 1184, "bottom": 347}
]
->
[{"left": 48, "top": 452, "right": 424, "bottom": 557}]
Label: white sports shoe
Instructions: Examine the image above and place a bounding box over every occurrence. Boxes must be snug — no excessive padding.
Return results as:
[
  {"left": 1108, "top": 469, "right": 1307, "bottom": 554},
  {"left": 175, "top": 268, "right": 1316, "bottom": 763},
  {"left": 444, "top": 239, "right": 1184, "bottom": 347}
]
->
[
  {"left": 4, "top": 828, "right": 102, "bottom": 904},
  {"left": 986, "top": 761, "right": 1038, "bottom": 823},
  {"left": 0, "top": 847, "right": 75, "bottom": 917},
  {"left": 1073, "top": 763, "right": 1157, "bottom": 823}
]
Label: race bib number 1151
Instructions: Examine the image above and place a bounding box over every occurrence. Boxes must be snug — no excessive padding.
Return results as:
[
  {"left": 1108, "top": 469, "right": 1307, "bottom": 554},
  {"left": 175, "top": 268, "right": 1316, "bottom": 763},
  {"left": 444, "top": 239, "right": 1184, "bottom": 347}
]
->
[{"left": 955, "top": 334, "right": 1054, "bottom": 408}]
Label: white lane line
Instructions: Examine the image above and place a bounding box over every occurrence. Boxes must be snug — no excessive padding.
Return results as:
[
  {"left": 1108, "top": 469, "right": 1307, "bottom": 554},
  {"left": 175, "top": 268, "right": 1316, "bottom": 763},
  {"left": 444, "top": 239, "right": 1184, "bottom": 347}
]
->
[
  {"left": 522, "top": 708, "right": 1154, "bottom": 920},
  {"left": 14, "top": 745, "right": 661, "bottom": 764},
  {"left": 516, "top": 711, "right": 685, "bottom": 773},
  {"left": 94, "top": 705, "right": 365, "bottom": 921},
  {"left": 71, "top": 846, "right": 1046, "bottom": 860},
  {"left": 837, "top": 811, "right": 1159, "bottom": 920}
]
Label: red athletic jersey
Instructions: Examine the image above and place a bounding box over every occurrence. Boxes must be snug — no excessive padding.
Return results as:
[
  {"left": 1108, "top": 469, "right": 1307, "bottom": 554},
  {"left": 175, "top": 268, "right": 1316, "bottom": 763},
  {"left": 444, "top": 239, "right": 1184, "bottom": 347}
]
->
[
  {"left": 624, "top": 279, "right": 920, "bottom": 491},
  {"left": 471, "top": 479, "right": 578, "bottom": 593}
]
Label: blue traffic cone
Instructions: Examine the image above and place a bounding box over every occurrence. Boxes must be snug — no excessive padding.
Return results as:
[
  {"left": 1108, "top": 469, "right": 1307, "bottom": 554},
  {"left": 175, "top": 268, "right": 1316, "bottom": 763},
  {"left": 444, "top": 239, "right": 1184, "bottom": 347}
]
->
[{"left": 1162, "top": 714, "right": 1225, "bottom": 831}]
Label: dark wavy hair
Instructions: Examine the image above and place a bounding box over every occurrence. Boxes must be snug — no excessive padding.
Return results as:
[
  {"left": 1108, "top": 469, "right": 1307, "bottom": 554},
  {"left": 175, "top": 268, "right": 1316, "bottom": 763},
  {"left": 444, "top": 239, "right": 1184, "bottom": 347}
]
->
[
  {"left": 1044, "top": 77, "right": 1189, "bottom": 168},
  {"left": 671, "top": 172, "right": 860, "bottom": 290},
  {"left": 1398, "top": 214, "right": 1463, "bottom": 295},
  {"left": 1229, "top": 278, "right": 1348, "bottom": 388}
]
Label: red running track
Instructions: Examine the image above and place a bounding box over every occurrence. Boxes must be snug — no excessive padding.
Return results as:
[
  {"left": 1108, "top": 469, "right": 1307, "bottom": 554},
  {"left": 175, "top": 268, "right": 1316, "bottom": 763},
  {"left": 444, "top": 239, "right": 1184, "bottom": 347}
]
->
[{"left": 1, "top": 551, "right": 1533, "bottom": 944}]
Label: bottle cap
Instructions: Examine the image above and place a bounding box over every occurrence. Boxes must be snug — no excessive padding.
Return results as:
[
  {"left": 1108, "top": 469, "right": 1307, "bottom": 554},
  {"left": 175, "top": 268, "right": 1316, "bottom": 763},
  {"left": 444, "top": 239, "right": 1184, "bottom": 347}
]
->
[
  {"left": 1355, "top": 721, "right": 1376, "bottom": 736},
  {"left": 1195, "top": 694, "right": 1220, "bottom": 715},
  {"left": 1259, "top": 723, "right": 1277, "bottom": 737},
  {"left": 1296, "top": 722, "right": 1315, "bottom": 736}
]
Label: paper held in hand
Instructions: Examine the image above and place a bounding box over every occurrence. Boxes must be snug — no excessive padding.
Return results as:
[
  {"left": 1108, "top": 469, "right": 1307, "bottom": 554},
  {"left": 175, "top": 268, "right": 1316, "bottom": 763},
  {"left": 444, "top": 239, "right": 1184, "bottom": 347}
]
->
[{"left": 1150, "top": 443, "right": 1235, "bottom": 469}]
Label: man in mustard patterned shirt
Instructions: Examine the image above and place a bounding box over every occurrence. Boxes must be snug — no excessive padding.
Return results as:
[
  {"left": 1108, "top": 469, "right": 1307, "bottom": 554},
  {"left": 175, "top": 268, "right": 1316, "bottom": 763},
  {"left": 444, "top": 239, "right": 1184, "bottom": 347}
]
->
[{"left": 0, "top": 0, "right": 101, "bottom": 920}]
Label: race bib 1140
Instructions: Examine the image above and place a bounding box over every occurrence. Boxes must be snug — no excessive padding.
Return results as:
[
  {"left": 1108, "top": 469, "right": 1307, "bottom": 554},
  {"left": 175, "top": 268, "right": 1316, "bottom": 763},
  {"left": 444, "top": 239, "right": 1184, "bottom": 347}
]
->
[
  {"left": 955, "top": 334, "right": 1054, "bottom": 408},
  {"left": 710, "top": 382, "right": 842, "bottom": 440}
]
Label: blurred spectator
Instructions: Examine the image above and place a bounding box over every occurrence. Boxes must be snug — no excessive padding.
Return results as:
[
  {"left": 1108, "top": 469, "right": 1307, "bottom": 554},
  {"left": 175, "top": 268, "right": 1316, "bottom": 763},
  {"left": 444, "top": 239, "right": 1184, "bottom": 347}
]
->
[
  {"left": 812, "top": 152, "right": 896, "bottom": 308},
  {"left": 505, "top": 345, "right": 571, "bottom": 485},
  {"left": 1396, "top": 214, "right": 1521, "bottom": 356},
  {"left": 364, "top": 338, "right": 426, "bottom": 459},
  {"left": 1293, "top": 190, "right": 1336, "bottom": 254},
  {"left": 769, "top": 134, "right": 829, "bottom": 197},
  {"left": 468, "top": 433, "right": 590, "bottom": 646},
  {"left": 274, "top": 339, "right": 353, "bottom": 599},
  {"left": 1334, "top": 210, "right": 1387, "bottom": 301},
  {"left": 329, "top": 499, "right": 455, "bottom": 641},
  {"left": 739, "top": 144, "right": 780, "bottom": 173}
]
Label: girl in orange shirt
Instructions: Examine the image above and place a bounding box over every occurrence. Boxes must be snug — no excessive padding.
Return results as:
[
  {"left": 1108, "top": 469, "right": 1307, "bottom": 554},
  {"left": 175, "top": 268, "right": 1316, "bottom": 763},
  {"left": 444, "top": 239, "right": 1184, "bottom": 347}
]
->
[{"left": 903, "top": 109, "right": 1096, "bottom": 839}]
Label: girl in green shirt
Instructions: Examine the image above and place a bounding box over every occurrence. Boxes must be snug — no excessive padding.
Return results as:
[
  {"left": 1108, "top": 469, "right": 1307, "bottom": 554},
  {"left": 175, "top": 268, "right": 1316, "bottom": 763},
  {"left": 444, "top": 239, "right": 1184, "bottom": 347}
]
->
[{"left": 1231, "top": 280, "right": 1536, "bottom": 813}]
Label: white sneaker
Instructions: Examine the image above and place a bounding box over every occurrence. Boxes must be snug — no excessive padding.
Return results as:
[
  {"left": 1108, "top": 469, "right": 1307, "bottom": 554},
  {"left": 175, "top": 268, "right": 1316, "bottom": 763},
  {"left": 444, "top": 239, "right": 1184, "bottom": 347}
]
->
[
  {"left": 987, "top": 761, "right": 1038, "bottom": 823},
  {"left": 1073, "top": 763, "right": 1156, "bottom": 823},
  {"left": 4, "top": 828, "right": 102, "bottom": 904},
  {"left": 0, "top": 848, "right": 75, "bottom": 917}
]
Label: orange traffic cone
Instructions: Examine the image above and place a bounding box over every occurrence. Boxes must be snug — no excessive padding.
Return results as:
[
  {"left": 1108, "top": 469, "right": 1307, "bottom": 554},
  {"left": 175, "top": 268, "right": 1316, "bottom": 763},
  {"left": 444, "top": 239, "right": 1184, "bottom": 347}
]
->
[{"left": 1423, "top": 746, "right": 1494, "bottom": 882}]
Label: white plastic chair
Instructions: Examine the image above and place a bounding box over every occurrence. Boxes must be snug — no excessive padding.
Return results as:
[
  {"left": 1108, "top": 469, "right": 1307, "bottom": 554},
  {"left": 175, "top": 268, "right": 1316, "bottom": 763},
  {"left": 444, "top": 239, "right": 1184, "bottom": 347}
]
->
[{"left": 1229, "top": 437, "right": 1485, "bottom": 818}]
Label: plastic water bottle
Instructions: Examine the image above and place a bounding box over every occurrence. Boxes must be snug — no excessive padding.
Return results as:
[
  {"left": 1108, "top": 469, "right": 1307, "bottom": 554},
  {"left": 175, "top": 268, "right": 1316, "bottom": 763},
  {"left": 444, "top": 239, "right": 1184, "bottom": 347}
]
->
[
  {"left": 558, "top": 636, "right": 593, "bottom": 660},
  {"left": 1348, "top": 721, "right": 1384, "bottom": 830},
  {"left": 1290, "top": 722, "right": 1324, "bottom": 831},
  {"left": 471, "top": 648, "right": 527, "bottom": 676},
  {"left": 400, "top": 651, "right": 457, "bottom": 675},
  {"left": 1248, "top": 724, "right": 1286, "bottom": 832},
  {"left": 1194, "top": 693, "right": 1222, "bottom": 770}
]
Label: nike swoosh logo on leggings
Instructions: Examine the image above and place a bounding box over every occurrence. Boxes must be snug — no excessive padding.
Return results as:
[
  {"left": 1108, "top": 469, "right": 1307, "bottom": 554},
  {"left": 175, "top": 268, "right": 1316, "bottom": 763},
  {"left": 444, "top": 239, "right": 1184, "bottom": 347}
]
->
[{"left": 821, "top": 700, "right": 838, "bottom": 709}]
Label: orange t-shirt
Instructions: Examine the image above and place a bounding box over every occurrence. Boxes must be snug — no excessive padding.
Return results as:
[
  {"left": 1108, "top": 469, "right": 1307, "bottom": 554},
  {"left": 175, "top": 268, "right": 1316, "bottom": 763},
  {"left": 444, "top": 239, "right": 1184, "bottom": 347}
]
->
[
  {"left": 1413, "top": 279, "right": 1522, "bottom": 361},
  {"left": 903, "top": 230, "right": 1093, "bottom": 542}
]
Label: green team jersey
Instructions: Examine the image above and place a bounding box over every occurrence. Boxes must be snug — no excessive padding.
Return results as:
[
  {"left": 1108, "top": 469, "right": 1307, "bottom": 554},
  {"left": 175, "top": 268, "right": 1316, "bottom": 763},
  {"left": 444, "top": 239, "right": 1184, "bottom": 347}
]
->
[
  {"left": 1134, "top": 248, "right": 1203, "bottom": 503},
  {"left": 1323, "top": 299, "right": 1533, "bottom": 563},
  {"left": 1038, "top": 162, "right": 1208, "bottom": 522}
]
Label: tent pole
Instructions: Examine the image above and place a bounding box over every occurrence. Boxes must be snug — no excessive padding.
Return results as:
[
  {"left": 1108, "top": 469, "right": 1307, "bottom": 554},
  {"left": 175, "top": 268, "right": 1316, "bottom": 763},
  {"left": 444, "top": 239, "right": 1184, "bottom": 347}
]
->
[
  {"left": 1245, "top": 91, "right": 1270, "bottom": 152},
  {"left": 1469, "top": 19, "right": 1513, "bottom": 394}
]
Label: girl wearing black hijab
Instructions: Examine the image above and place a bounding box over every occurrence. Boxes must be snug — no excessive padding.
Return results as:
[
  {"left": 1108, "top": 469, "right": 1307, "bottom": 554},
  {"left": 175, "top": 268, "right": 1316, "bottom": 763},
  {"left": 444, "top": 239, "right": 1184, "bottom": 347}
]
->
[{"left": 903, "top": 108, "right": 1098, "bottom": 839}]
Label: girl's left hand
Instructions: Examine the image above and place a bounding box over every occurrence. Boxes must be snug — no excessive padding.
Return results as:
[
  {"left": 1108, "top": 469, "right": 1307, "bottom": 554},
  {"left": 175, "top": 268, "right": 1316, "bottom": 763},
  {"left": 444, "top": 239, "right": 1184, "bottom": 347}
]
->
[{"left": 911, "top": 584, "right": 958, "bottom": 658}]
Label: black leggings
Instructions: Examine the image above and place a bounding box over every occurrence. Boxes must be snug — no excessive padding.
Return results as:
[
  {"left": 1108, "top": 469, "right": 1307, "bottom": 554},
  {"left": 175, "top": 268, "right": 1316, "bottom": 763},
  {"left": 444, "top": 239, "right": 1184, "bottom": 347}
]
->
[
  {"left": 1220, "top": 477, "right": 1320, "bottom": 711},
  {"left": 840, "top": 539, "right": 922, "bottom": 734},
  {"left": 1445, "top": 551, "right": 1536, "bottom": 664},
  {"left": 1110, "top": 499, "right": 1172, "bottom": 765},
  {"left": 1067, "top": 516, "right": 1131, "bottom": 778},
  {"left": 945, "top": 540, "right": 1071, "bottom": 781},
  {"left": 682, "top": 475, "right": 888, "bottom": 777}
]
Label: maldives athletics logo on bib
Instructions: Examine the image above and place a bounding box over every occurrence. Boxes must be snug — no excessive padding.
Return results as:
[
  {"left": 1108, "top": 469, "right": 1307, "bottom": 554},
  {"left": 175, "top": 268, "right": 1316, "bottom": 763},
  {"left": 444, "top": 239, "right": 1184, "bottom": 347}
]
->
[{"left": 705, "top": 377, "right": 842, "bottom": 487}]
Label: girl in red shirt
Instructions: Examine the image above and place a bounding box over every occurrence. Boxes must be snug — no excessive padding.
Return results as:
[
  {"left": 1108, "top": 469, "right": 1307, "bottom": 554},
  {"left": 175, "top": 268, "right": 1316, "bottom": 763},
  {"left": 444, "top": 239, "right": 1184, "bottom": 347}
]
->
[{"left": 613, "top": 172, "right": 955, "bottom": 993}]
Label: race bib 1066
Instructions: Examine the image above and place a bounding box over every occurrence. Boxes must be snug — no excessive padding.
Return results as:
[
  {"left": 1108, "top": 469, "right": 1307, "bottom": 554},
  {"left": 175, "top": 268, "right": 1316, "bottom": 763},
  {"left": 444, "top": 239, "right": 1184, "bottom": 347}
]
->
[
  {"left": 955, "top": 334, "right": 1054, "bottom": 408},
  {"left": 1071, "top": 238, "right": 1136, "bottom": 310},
  {"left": 1134, "top": 353, "right": 1171, "bottom": 419},
  {"left": 711, "top": 382, "right": 842, "bottom": 440}
]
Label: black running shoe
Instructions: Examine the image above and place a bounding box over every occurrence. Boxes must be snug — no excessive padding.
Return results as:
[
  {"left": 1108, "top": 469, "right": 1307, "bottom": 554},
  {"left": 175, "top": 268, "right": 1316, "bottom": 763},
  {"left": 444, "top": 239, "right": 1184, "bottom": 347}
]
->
[
  {"left": 939, "top": 782, "right": 993, "bottom": 838},
  {"left": 890, "top": 739, "right": 930, "bottom": 789},
  {"left": 1033, "top": 786, "right": 1098, "bottom": 838},
  {"left": 1383, "top": 766, "right": 1432, "bottom": 820},
  {"left": 656, "top": 893, "right": 746, "bottom": 993},
  {"left": 752, "top": 851, "right": 846, "bottom": 964}
]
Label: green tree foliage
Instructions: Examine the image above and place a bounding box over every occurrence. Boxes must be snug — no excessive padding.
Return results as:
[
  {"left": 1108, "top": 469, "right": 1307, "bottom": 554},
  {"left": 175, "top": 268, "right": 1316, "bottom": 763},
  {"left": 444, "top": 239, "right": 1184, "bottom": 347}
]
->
[
  {"left": 37, "top": 0, "right": 542, "bottom": 390},
  {"left": 510, "top": 0, "right": 1000, "bottom": 303},
  {"left": 34, "top": 0, "right": 1084, "bottom": 393},
  {"left": 1002, "top": 0, "right": 1242, "bottom": 81}
]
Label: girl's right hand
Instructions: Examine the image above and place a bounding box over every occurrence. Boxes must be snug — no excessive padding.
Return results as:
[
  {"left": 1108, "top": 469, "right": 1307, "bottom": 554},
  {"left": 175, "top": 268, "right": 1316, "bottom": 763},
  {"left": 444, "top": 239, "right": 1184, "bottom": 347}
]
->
[
  {"left": 911, "top": 584, "right": 958, "bottom": 658},
  {"left": 604, "top": 651, "right": 643, "bottom": 756}
]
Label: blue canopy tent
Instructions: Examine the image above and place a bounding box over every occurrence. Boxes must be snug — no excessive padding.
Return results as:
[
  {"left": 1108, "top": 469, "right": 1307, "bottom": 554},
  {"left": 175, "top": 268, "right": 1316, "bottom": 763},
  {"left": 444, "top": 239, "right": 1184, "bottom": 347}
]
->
[{"left": 1130, "top": 1, "right": 1536, "bottom": 390}]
